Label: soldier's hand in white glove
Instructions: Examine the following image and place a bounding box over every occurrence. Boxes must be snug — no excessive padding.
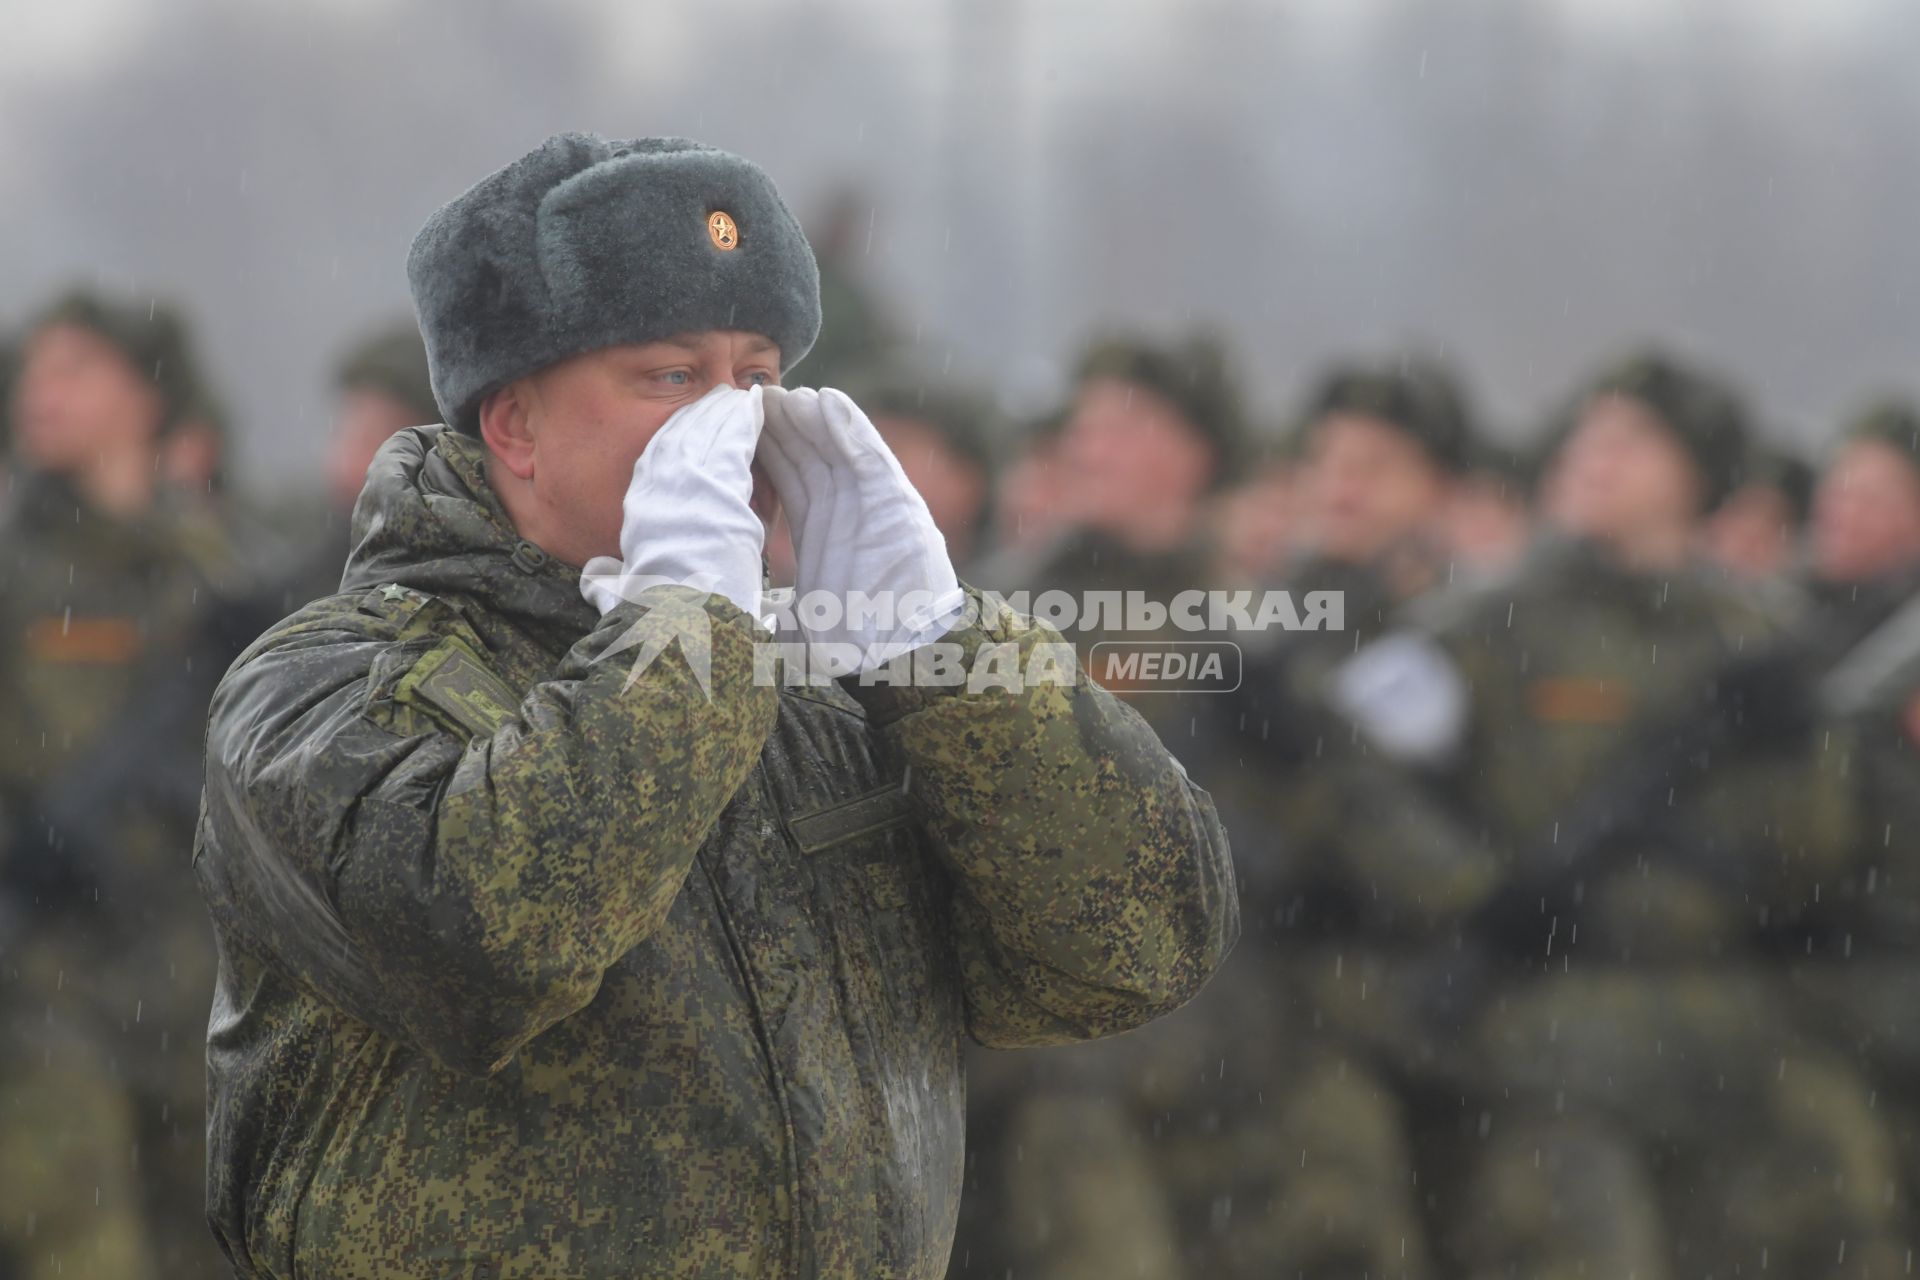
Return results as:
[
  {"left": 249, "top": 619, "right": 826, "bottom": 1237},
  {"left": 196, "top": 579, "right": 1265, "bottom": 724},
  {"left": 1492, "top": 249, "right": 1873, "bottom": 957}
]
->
[
  {"left": 757, "top": 386, "right": 965, "bottom": 672},
  {"left": 579, "top": 383, "right": 769, "bottom": 625}
]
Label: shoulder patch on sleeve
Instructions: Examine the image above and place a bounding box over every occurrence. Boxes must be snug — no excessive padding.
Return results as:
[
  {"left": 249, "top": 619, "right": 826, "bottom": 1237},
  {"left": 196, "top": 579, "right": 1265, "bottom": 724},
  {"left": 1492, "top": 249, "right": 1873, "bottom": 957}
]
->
[{"left": 393, "top": 636, "right": 521, "bottom": 738}]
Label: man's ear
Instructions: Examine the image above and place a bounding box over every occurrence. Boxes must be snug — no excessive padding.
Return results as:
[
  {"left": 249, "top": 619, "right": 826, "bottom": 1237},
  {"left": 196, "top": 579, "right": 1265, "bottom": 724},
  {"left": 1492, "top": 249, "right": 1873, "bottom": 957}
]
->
[{"left": 478, "top": 380, "right": 538, "bottom": 481}]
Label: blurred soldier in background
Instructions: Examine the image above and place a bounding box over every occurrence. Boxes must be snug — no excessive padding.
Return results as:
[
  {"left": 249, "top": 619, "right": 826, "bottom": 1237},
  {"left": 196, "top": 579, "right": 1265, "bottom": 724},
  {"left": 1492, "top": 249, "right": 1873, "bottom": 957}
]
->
[
  {"left": 1279, "top": 359, "right": 1470, "bottom": 607},
  {"left": 845, "top": 368, "right": 998, "bottom": 570},
  {"left": 1442, "top": 434, "right": 1535, "bottom": 577},
  {"left": 158, "top": 384, "right": 291, "bottom": 598},
  {"left": 977, "top": 332, "right": 1241, "bottom": 673},
  {"left": 1806, "top": 400, "right": 1920, "bottom": 608},
  {"left": 326, "top": 316, "right": 440, "bottom": 514},
  {"left": 786, "top": 187, "right": 899, "bottom": 391},
  {"left": 0, "top": 322, "right": 155, "bottom": 1280},
  {"left": 1191, "top": 358, "right": 1478, "bottom": 1279},
  {"left": 1223, "top": 357, "right": 1476, "bottom": 872},
  {"left": 0, "top": 288, "right": 249, "bottom": 1276},
  {"left": 976, "top": 334, "right": 1246, "bottom": 805},
  {"left": 1320, "top": 350, "right": 1903, "bottom": 1277},
  {"left": 1703, "top": 441, "right": 1814, "bottom": 581},
  {"left": 160, "top": 383, "right": 233, "bottom": 504},
  {"left": 985, "top": 406, "right": 1069, "bottom": 559},
  {"left": 1208, "top": 444, "right": 1297, "bottom": 585},
  {"left": 269, "top": 317, "right": 441, "bottom": 614},
  {"left": 1779, "top": 400, "right": 1920, "bottom": 1223},
  {"left": 1754, "top": 402, "right": 1920, "bottom": 757}
]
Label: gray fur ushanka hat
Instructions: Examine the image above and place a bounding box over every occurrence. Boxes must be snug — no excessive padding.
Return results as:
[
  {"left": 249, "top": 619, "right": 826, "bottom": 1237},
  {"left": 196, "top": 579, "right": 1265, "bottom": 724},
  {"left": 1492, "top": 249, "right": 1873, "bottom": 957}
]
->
[{"left": 408, "top": 132, "right": 822, "bottom": 432}]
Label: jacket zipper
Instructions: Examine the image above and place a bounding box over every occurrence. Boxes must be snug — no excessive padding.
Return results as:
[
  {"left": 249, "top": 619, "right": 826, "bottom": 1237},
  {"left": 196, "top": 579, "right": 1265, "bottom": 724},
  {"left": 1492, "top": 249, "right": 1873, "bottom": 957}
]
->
[{"left": 693, "top": 759, "right": 808, "bottom": 1279}]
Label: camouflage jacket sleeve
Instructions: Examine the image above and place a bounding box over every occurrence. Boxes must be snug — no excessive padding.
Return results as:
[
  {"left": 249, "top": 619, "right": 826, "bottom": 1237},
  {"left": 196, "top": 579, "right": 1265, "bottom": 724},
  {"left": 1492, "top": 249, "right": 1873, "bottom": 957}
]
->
[
  {"left": 198, "top": 584, "right": 776, "bottom": 1076},
  {"left": 842, "top": 588, "right": 1240, "bottom": 1048}
]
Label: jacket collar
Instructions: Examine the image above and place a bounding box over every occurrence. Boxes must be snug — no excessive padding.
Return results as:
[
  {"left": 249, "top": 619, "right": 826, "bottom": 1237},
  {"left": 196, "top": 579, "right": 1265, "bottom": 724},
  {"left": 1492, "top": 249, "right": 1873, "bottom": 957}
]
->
[{"left": 340, "top": 426, "right": 598, "bottom": 651}]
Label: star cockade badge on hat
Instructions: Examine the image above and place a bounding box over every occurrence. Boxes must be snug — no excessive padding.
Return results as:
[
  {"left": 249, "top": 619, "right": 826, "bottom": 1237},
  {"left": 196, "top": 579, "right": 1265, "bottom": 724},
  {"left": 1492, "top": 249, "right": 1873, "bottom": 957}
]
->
[{"left": 708, "top": 210, "right": 739, "bottom": 251}]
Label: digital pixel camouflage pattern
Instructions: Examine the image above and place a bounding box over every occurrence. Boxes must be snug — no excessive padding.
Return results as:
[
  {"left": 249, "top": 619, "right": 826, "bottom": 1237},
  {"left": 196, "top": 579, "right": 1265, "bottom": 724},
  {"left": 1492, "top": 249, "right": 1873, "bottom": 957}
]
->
[
  {"left": 950, "top": 528, "right": 1232, "bottom": 1280},
  {"left": 194, "top": 425, "right": 1238, "bottom": 1278}
]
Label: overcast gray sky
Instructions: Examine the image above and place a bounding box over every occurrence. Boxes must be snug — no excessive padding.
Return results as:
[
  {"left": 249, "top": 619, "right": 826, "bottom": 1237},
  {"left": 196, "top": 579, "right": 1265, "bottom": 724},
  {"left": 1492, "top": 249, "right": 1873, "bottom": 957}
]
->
[{"left": 2, "top": 0, "right": 1916, "bottom": 490}]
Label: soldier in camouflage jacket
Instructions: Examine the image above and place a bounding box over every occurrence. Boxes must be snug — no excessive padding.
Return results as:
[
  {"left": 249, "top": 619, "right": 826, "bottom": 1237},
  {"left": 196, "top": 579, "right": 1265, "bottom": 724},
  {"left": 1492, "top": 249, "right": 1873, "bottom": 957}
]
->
[{"left": 194, "top": 132, "right": 1237, "bottom": 1279}]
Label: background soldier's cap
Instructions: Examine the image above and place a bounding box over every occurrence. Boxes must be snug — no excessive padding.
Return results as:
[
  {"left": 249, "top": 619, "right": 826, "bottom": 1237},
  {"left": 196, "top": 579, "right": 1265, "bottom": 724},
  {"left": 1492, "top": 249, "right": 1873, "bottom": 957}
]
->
[
  {"left": 334, "top": 318, "right": 439, "bottom": 425},
  {"left": 1074, "top": 330, "right": 1245, "bottom": 488},
  {"left": 28, "top": 287, "right": 204, "bottom": 436},
  {"left": 408, "top": 132, "right": 822, "bottom": 434},
  {"left": 1462, "top": 434, "right": 1542, "bottom": 501},
  {"left": 1555, "top": 346, "right": 1751, "bottom": 512},
  {"left": 1839, "top": 397, "right": 1920, "bottom": 471},
  {"left": 1291, "top": 356, "right": 1476, "bottom": 473},
  {"left": 1735, "top": 440, "right": 1816, "bottom": 524}
]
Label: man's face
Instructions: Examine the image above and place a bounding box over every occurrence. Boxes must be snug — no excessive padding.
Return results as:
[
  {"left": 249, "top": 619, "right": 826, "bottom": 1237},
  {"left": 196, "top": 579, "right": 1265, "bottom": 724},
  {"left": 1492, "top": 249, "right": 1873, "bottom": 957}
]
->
[
  {"left": 329, "top": 388, "right": 431, "bottom": 512},
  {"left": 1301, "top": 412, "right": 1449, "bottom": 565},
  {"left": 993, "top": 435, "right": 1066, "bottom": 551},
  {"left": 161, "top": 416, "right": 224, "bottom": 497},
  {"left": 1444, "top": 474, "right": 1531, "bottom": 572},
  {"left": 487, "top": 330, "right": 780, "bottom": 567},
  {"left": 11, "top": 323, "right": 164, "bottom": 474},
  {"left": 1812, "top": 439, "right": 1920, "bottom": 584},
  {"left": 1059, "top": 377, "right": 1216, "bottom": 534},
  {"left": 1703, "top": 483, "right": 1799, "bottom": 579},
  {"left": 1211, "top": 460, "right": 1297, "bottom": 582},
  {"left": 1542, "top": 394, "right": 1702, "bottom": 545}
]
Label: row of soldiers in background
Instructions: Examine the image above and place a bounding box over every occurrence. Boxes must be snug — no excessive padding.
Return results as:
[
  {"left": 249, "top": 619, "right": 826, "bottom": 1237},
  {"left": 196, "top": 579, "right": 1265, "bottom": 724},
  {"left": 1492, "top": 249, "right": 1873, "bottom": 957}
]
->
[
  {"left": 0, "top": 292, "right": 441, "bottom": 1277},
  {"left": 945, "top": 340, "right": 1920, "bottom": 1278},
  {"left": 3, "top": 278, "right": 1920, "bottom": 1278}
]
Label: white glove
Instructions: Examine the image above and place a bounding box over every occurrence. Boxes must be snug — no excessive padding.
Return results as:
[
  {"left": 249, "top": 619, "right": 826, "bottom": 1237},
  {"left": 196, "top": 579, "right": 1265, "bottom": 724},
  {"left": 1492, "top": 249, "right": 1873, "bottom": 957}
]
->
[
  {"left": 757, "top": 386, "right": 965, "bottom": 672},
  {"left": 579, "top": 383, "right": 768, "bottom": 623}
]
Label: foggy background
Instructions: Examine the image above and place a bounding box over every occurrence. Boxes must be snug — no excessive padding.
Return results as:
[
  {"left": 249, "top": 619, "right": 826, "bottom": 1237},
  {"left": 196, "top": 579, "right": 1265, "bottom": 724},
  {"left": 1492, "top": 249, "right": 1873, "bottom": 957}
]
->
[{"left": 2, "top": 0, "right": 1915, "bottom": 491}]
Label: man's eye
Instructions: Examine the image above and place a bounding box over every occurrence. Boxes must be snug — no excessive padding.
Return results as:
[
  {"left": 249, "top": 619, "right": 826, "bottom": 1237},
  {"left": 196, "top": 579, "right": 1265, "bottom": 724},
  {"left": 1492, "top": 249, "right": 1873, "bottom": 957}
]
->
[
  {"left": 657, "top": 370, "right": 692, "bottom": 386},
  {"left": 743, "top": 371, "right": 773, "bottom": 386}
]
